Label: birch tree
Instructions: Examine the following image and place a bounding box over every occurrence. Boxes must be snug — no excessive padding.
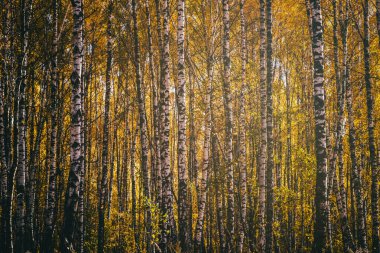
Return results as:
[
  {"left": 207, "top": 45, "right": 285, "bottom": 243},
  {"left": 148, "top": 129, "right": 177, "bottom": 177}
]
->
[
  {"left": 15, "top": 0, "right": 32, "bottom": 251},
  {"left": 43, "top": 0, "right": 59, "bottom": 251},
  {"left": 344, "top": 4, "right": 368, "bottom": 247},
  {"left": 331, "top": 1, "right": 355, "bottom": 250},
  {"left": 238, "top": 1, "right": 248, "bottom": 251},
  {"left": 176, "top": 0, "right": 190, "bottom": 251},
  {"left": 98, "top": 1, "right": 113, "bottom": 252},
  {"left": 309, "top": 0, "right": 328, "bottom": 251},
  {"left": 265, "top": 0, "right": 274, "bottom": 251},
  {"left": 258, "top": 0, "right": 267, "bottom": 250},
  {"left": 160, "top": 0, "right": 176, "bottom": 249},
  {"left": 194, "top": 2, "right": 215, "bottom": 248},
  {"left": 131, "top": 0, "right": 153, "bottom": 250},
  {"left": 222, "top": 1, "right": 234, "bottom": 251},
  {"left": 363, "top": 0, "right": 379, "bottom": 251},
  {"left": 61, "top": 0, "right": 84, "bottom": 251},
  {"left": 0, "top": 0, "right": 9, "bottom": 250}
]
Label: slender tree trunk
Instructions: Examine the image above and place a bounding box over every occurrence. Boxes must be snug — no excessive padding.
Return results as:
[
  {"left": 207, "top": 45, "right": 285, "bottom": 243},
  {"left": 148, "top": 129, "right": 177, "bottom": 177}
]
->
[
  {"left": 15, "top": 71, "right": 26, "bottom": 253},
  {"left": 285, "top": 66, "right": 294, "bottom": 252},
  {"left": 130, "top": 127, "right": 140, "bottom": 252},
  {"left": 187, "top": 72, "right": 195, "bottom": 242},
  {"left": 326, "top": 2, "right": 336, "bottom": 252},
  {"left": 145, "top": 0, "right": 160, "bottom": 206},
  {"left": 28, "top": 85, "right": 45, "bottom": 252},
  {"left": 176, "top": 0, "right": 190, "bottom": 251},
  {"left": 188, "top": 74, "right": 198, "bottom": 190},
  {"left": 61, "top": 0, "right": 83, "bottom": 251},
  {"left": 107, "top": 132, "right": 116, "bottom": 220},
  {"left": 160, "top": 0, "right": 176, "bottom": 250},
  {"left": 107, "top": 79, "right": 119, "bottom": 218},
  {"left": 237, "top": 1, "right": 247, "bottom": 252},
  {"left": 331, "top": 1, "right": 356, "bottom": 251},
  {"left": 78, "top": 24, "right": 86, "bottom": 253},
  {"left": 8, "top": 44, "right": 17, "bottom": 253},
  {"left": 309, "top": 0, "right": 328, "bottom": 251},
  {"left": 116, "top": 97, "right": 122, "bottom": 214},
  {"left": 0, "top": 0, "right": 9, "bottom": 249},
  {"left": 57, "top": 73, "right": 65, "bottom": 242},
  {"left": 98, "top": 1, "right": 112, "bottom": 252},
  {"left": 350, "top": 170, "right": 357, "bottom": 245},
  {"left": 346, "top": 48, "right": 367, "bottom": 253},
  {"left": 43, "top": 0, "right": 58, "bottom": 251},
  {"left": 26, "top": 75, "right": 34, "bottom": 250},
  {"left": 363, "top": 1, "right": 380, "bottom": 251},
  {"left": 154, "top": 0, "right": 163, "bottom": 209},
  {"left": 341, "top": 2, "right": 363, "bottom": 250},
  {"left": 194, "top": 31, "right": 214, "bottom": 253},
  {"left": 222, "top": 1, "right": 234, "bottom": 251},
  {"left": 131, "top": 0, "right": 152, "bottom": 251},
  {"left": 121, "top": 103, "right": 129, "bottom": 214},
  {"left": 247, "top": 128, "right": 255, "bottom": 253},
  {"left": 25, "top": 87, "right": 36, "bottom": 253},
  {"left": 5, "top": 4, "right": 16, "bottom": 249},
  {"left": 85, "top": 30, "right": 95, "bottom": 211},
  {"left": 258, "top": 0, "right": 267, "bottom": 250},
  {"left": 193, "top": 84, "right": 211, "bottom": 252},
  {"left": 122, "top": 90, "right": 130, "bottom": 213},
  {"left": 332, "top": 163, "right": 355, "bottom": 252},
  {"left": 212, "top": 133, "right": 225, "bottom": 253},
  {"left": 265, "top": 0, "right": 274, "bottom": 251},
  {"left": 326, "top": 126, "right": 335, "bottom": 253},
  {"left": 15, "top": 0, "right": 31, "bottom": 251}
]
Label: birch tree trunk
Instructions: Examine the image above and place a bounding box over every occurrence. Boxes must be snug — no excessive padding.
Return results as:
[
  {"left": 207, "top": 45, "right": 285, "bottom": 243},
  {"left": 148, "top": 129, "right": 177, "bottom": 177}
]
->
[
  {"left": 0, "top": 0, "right": 9, "bottom": 249},
  {"left": 79, "top": 27, "right": 85, "bottom": 253},
  {"left": 332, "top": 163, "right": 355, "bottom": 252},
  {"left": 341, "top": 3, "right": 363, "bottom": 250},
  {"left": 363, "top": 0, "right": 380, "bottom": 251},
  {"left": 145, "top": 0, "right": 160, "bottom": 205},
  {"left": 130, "top": 127, "right": 140, "bottom": 252},
  {"left": 346, "top": 45, "right": 368, "bottom": 252},
  {"left": 160, "top": 0, "right": 176, "bottom": 249},
  {"left": 258, "top": 0, "right": 267, "bottom": 250},
  {"left": 61, "top": 0, "right": 83, "bottom": 251},
  {"left": 222, "top": 1, "right": 234, "bottom": 251},
  {"left": 153, "top": 0, "right": 163, "bottom": 208},
  {"left": 176, "top": 0, "right": 190, "bottom": 251},
  {"left": 193, "top": 73, "right": 212, "bottom": 252},
  {"left": 187, "top": 73, "right": 196, "bottom": 243},
  {"left": 43, "top": 0, "right": 58, "bottom": 251},
  {"left": 194, "top": 24, "right": 215, "bottom": 252},
  {"left": 107, "top": 127, "right": 116, "bottom": 220},
  {"left": 98, "top": 1, "right": 112, "bottom": 252},
  {"left": 265, "top": 0, "right": 274, "bottom": 251},
  {"left": 6, "top": 5, "right": 16, "bottom": 249},
  {"left": 331, "top": 1, "right": 355, "bottom": 251},
  {"left": 15, "top": 0, "right": 32, "bottom": 251},
  {"left": 26, "top": 71, "right": 43, "bottom": 252},
  {"left": 309, "top": 0, "right": 328, "bottom": 251},
  {"left": 238, "top": 1, "right": 248, "bottom": 251},
  {"left": 131, "top": 0, "right": 153, "bottom": 251}
]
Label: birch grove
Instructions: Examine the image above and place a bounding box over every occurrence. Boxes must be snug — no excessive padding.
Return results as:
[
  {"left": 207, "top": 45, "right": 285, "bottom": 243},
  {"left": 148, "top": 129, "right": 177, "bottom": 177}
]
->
[{"left": 0, "top": 0, "right": 380, "bottom": 252}]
